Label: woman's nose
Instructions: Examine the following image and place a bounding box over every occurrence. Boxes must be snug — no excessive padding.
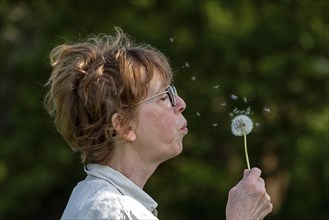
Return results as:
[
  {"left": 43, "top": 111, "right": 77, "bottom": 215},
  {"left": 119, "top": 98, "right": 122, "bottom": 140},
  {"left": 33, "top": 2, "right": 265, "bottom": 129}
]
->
[{"left": 175, "top": 95, "right": 186, "bottom": 113}]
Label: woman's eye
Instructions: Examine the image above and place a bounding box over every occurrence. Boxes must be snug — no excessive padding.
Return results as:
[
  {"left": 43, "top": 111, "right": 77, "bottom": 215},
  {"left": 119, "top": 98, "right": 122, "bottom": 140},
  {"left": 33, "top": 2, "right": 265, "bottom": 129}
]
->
[{"left": 160, "top": 95, "right": 168, "bottom": 101}]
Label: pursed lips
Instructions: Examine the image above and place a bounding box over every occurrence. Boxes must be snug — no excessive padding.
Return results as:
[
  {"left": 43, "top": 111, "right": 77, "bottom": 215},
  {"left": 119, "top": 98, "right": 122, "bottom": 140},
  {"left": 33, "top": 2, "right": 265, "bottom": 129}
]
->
[{"left": 179, "top": 122, "right": 188, "bottom": 133}]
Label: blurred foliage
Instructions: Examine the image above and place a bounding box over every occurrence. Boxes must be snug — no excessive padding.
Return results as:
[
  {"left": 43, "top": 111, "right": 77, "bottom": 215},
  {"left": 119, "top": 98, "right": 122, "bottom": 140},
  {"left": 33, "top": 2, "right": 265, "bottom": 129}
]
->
[{"left": 0, "top": 0, "right": 328, "bottom": 219}]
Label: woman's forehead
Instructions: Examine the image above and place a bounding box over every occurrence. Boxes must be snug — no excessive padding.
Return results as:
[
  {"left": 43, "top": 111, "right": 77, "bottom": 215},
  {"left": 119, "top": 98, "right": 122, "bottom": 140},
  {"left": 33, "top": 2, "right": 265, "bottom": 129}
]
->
[{"left": 148, "top": 72, "right": 169, "bottom": 94}]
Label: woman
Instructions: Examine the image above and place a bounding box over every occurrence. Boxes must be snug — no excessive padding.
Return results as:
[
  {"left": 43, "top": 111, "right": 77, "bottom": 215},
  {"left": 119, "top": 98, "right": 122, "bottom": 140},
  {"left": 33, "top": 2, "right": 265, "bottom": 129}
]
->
[{"left": 45, "top": 27, "right": 272, "bottom": 219}]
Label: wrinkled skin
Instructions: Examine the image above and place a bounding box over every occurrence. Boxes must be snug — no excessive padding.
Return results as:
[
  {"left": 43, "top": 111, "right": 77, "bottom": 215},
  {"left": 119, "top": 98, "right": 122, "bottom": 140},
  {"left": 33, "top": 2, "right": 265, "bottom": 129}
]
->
[{"left": 226, "top": 167, "right": 273, "bottom": 220}]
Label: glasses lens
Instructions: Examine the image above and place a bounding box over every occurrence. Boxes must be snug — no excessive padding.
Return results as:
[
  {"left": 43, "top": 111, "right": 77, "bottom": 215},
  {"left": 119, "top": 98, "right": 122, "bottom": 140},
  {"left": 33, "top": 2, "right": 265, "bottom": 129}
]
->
[{"left": 168, "top": 85, "right": 177, "bottom": 106}]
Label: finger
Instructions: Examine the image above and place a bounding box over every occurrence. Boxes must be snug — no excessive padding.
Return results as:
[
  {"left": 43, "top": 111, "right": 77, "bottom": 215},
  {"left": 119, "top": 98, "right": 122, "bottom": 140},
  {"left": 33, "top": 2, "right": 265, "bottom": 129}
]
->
[
  {"left": 267, "top": 202, "right": 273, "bottom": 214},
  {"left": 242, "top": 169, "right": 249, "bottom": 179},
  {"left": 265, "top": 193, "right": 271, "bottom": 202},
  {"left": 246, "top": 167, "right": 262, "bottom": 181},
  {"left": 262, "top": 195, "right": 273, "bottom": 215},
  {"left": 258, "top": 177, "right": 265, "bottom": 188}
]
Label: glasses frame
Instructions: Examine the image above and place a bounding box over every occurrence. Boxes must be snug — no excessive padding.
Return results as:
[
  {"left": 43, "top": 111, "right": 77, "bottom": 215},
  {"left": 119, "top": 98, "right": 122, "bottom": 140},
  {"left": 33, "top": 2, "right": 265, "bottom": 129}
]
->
[{"left": 129, "top": 85, "right": 177, "bottom": 108}]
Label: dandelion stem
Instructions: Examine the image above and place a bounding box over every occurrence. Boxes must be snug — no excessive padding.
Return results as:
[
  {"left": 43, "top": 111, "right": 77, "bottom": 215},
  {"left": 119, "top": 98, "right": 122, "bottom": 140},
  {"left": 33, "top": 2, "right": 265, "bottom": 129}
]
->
[{"left": 243, "top": 132, "right": 251, "bottom": 170}]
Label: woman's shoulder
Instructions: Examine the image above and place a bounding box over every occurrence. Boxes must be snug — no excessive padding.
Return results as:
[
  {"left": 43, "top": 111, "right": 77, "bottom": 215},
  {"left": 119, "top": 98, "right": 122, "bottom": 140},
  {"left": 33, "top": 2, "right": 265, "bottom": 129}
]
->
[
  {"left": 61, "top": 178, "right": 125, "bottom": 218},
  {"left": 61, "top": 181, "right": 157, "bottom": 219}
]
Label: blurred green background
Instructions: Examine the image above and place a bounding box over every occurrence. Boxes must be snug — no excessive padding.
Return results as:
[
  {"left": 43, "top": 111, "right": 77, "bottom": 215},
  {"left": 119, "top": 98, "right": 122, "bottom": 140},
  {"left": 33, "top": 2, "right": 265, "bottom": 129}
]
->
[{"left": 0, "top": 0, "right": 328, "bottom": 219}]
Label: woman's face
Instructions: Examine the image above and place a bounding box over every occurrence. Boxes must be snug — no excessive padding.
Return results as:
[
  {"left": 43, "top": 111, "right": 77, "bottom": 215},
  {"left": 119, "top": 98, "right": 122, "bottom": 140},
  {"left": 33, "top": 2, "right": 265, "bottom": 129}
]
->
[{"left": 133, "top": 74, "right": 188, "bottom": 164}]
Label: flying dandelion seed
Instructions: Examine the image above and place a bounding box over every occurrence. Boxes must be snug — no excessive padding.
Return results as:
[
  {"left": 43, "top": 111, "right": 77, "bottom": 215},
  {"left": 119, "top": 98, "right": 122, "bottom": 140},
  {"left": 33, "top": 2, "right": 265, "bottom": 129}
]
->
[
  {"left": 212, "top": 123, "right": 219, "bottom": 131},
  {"left": 229, "top": 107, "right": 254, "bottom": 117},
  {"left": 263, "top": 106, "right": 271, "bottom": 116},
  {"left": 245, "top": 106, "right": 253, "bottom": 115},
  {"left": 182, "top": 62, "right": 190, "bottom": 68},
  {"left": 169, "top": 37, "right": 174, "bottom": 43},
  {"left": 213, "top": 85, "right": 220, "bottom": 93},
  {"left": 191, "top": 75, "right": 196, "bottom": 81},
  {"left": 230, "top": 94, "right": 239, "bottom": 100},
  {"left": 255, "top": 122, "right": 261, "bottom": 128},
  {"left": 231, "top": 115, "right": 253, "bottom": 170},
  {"left": 243, "top": 97, "right": 248, "bottom": 103},
  {"left": 221, "top": 102, "right": 227, "bottom": 106},
  {"left": 196, "top": 111, "right": 201, "bottom": 117}
]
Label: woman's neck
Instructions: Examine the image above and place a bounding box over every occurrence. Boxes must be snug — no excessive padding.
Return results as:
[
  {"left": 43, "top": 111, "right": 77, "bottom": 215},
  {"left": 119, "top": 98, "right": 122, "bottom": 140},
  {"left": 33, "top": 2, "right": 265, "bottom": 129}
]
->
[{"left": 107, "top": 146, "right": 159, "bottom": 188}]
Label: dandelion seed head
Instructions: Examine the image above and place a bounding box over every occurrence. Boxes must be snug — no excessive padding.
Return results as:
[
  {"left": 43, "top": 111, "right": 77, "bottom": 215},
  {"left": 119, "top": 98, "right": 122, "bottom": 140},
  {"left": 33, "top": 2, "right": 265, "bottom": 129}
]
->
[{"left": 231, "top": 115, "right": 253, "bottom": 136}]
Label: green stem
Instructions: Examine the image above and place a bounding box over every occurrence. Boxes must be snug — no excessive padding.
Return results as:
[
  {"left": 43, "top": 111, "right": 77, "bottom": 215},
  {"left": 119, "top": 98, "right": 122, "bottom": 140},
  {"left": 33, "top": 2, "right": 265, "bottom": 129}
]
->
[{"left": 243, "top": 132, "right": 251, "bottom": 170}]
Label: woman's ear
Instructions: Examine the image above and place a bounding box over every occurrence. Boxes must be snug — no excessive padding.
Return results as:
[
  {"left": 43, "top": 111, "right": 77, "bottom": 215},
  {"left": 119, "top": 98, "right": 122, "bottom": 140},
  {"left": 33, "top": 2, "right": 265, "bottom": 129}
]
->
[{"left": 111, "top": 113, "right": 136, "bottom": 142}]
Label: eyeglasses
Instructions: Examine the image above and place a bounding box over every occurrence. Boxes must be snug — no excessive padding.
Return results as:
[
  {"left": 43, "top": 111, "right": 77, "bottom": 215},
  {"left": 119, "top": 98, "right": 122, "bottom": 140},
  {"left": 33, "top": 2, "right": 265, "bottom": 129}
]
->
[{"left": 130, "top": 85, "right": 177, "bottom": 108}]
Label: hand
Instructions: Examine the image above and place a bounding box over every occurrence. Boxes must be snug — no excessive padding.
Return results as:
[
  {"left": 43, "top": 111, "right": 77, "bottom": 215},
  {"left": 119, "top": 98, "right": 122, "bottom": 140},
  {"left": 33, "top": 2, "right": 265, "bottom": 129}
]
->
[{"left": 226, "top": 167, "right": 273, "bottom": 220}]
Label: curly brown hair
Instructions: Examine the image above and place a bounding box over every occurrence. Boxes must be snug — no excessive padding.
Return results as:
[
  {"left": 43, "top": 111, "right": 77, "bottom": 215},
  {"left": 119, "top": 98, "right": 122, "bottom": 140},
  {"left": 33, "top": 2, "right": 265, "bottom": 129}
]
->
[{"left": 44, "top": 28, "right": 173, "bottom": 165}]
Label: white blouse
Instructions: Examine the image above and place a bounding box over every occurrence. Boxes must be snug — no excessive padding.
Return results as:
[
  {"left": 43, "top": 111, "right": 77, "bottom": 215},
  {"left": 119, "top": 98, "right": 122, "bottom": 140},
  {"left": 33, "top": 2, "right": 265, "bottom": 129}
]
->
[{"left": 61, "top": 164, "right": 158, "bottom": 220}]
